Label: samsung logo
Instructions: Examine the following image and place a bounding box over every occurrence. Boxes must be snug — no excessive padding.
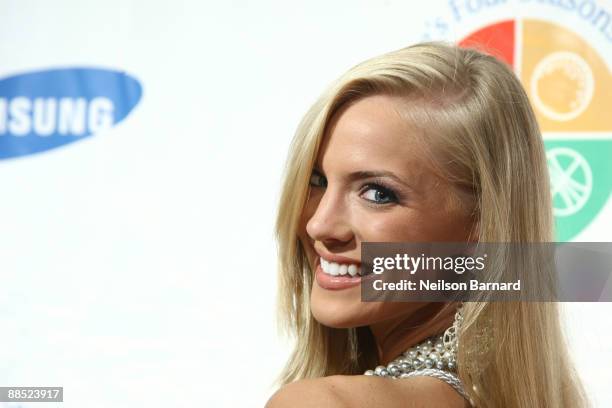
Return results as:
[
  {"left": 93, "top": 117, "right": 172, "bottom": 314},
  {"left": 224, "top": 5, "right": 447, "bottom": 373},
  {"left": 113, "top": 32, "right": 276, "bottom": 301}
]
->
[{"left": 0, "top": 67, "right": 142, "bottom": 159}]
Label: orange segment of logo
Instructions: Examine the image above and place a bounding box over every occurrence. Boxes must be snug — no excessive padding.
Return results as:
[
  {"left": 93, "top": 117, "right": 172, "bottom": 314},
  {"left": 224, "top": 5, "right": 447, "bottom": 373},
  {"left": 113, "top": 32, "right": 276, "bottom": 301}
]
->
[{"left": 522, "top": 19, "right": 611, "bottom": 131}]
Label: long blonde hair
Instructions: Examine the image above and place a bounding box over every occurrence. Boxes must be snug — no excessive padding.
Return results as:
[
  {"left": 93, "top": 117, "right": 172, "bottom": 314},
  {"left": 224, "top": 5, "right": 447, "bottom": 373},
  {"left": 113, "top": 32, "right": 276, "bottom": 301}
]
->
[{"left": 273, "top": 41, "right": 587, "bottom": 407}]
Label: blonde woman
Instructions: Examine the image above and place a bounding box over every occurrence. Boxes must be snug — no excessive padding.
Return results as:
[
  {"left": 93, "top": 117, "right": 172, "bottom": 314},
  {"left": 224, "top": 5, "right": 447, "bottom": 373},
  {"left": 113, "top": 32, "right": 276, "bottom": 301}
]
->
[{"left": 267, "top": 42, "right": 587, "bottom": 407}]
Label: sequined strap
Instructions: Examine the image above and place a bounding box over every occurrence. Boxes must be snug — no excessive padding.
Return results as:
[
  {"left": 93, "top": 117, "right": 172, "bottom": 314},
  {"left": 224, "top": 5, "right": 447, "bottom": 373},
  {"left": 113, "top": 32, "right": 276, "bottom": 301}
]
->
[{"left": 399, "top": 368, "right": 469, "bottom": 402}]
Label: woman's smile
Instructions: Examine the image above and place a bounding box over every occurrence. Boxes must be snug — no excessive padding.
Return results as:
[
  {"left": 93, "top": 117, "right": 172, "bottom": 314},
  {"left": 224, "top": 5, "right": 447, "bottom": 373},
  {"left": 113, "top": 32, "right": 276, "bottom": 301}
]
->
[{"left": 313, "top": 246, "right": 380, "bottom": 290}]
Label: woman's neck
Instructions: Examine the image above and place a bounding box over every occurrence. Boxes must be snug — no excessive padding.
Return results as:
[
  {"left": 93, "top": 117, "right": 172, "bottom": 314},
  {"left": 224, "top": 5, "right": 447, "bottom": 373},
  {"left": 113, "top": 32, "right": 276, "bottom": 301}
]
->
[{"left": 369, "top": 303, "right": 457, "bottom": 365}]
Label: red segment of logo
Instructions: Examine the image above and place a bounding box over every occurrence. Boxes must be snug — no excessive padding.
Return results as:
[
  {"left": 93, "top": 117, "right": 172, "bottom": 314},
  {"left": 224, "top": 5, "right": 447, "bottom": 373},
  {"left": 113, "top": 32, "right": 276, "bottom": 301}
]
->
[{"left": 459, "top": 20, "right": 515, "bottom": 68}]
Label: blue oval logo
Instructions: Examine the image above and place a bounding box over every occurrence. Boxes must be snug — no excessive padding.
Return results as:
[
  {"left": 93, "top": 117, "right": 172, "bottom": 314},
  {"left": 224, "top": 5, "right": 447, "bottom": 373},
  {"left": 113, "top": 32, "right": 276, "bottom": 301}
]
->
[{"left": 0, "top": 67, "right": 143, "bottom": 159}]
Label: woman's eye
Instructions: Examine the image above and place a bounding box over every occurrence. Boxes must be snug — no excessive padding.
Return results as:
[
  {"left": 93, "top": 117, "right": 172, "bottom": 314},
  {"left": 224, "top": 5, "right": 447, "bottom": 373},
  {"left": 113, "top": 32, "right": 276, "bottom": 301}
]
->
[
  {"left": 309, "top": 172, "right": 327, "bottom": 188},
  {"left": 361, "top": 184, "right": 398, "bottom": 204}
]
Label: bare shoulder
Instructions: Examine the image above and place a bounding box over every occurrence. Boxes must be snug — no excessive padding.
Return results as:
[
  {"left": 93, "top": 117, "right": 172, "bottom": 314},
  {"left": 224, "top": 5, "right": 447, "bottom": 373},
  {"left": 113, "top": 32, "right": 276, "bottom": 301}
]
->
[
  {"left": 265, "top": 374, "right": 467, "bottom": 408},
  {"left": 265, "top": 376, "right": 350, "bottom": 408}
]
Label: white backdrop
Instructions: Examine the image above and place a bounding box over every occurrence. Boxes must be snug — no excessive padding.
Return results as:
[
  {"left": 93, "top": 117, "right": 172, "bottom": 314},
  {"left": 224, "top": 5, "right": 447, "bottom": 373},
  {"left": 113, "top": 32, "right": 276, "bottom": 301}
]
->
[{"left": 0, "top": 1, "right": 610, "bottom": 407}]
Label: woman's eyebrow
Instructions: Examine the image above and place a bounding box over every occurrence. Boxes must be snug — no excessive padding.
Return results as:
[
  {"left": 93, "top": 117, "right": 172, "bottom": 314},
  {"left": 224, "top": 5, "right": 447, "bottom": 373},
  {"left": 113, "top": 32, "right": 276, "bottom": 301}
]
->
[
  {"left": 314, "top": 165, "right": 412, "bottom": 189},
  {"left": 346, "top": 170, "right": 410, "bottom": 188}
]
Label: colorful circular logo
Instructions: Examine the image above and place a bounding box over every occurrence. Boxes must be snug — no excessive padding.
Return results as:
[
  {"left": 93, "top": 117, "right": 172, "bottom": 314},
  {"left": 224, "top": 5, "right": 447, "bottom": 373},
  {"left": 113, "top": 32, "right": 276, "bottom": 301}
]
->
[{"left": 460, "top": 19, "right": 612, "bottom": 241}]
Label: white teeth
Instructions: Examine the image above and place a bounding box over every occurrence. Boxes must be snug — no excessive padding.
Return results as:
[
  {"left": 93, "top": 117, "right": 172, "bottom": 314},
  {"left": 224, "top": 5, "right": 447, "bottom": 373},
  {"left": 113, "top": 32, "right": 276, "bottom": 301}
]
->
[
  {"left": 320, "top": 257, "right": 361, "bottom": 277},
  {"left": 329, "top": 263, "right": 339, "bottom": 275}
]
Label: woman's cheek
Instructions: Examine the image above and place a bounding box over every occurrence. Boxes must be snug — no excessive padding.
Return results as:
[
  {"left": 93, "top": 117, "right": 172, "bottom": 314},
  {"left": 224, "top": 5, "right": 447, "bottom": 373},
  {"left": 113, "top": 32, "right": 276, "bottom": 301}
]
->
[{"left": 355, "top": 211, "right": 423, "bottom": 242}]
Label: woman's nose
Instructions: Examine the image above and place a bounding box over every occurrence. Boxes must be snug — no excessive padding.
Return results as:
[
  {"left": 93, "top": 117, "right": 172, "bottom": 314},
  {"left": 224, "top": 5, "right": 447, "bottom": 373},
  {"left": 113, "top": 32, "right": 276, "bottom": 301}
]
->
[{"left": 305, "top": 187, "right": 353, "bottom": 244}]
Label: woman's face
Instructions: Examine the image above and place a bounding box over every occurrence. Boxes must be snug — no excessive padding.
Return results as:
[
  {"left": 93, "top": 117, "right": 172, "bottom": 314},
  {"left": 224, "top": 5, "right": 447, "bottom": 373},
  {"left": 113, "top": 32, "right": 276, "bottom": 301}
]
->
[{"left": 298, "top": 94, "right": 475, "bottom": 329}]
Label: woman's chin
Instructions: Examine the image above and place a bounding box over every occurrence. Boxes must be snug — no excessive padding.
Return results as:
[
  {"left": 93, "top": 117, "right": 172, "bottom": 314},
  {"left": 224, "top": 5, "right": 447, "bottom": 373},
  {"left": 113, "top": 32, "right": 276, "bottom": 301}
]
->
[
  {"left": 310, "top": 288, "right": 374, "bottom": 328},
  {"left": 311, "top": 308, "right": 361, "bottom": 329}
]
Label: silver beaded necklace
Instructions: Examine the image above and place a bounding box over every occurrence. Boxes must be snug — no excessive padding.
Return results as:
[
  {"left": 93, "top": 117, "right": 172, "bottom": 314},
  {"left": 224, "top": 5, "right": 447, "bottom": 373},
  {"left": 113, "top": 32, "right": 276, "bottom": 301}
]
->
[{"left": 363, "top": 308, "right": 468, "bottom": 400}]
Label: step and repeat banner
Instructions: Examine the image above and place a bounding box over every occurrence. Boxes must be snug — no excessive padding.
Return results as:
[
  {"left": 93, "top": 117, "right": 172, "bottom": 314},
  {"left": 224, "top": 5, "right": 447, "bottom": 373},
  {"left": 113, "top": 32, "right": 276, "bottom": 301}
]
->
[{"left": 0, "top": 1, "right": 610, "bottom": 407}]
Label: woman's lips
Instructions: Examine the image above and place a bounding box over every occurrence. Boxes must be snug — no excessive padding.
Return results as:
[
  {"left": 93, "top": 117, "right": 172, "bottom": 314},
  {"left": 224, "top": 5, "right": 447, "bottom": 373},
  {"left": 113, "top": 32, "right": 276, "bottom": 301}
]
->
[{"left": 314, "top": 259, "right": 377, "bottom": 290}]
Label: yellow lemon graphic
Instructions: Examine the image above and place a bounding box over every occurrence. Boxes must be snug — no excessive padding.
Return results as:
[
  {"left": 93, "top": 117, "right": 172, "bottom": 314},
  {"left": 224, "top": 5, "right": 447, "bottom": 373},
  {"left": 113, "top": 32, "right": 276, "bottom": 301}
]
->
[
  {"left": 521, "top": 19, "right": 611, "bottom": 131},
  {"left": 531, "top": 51, "right": 594, "bottom": 122}
]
